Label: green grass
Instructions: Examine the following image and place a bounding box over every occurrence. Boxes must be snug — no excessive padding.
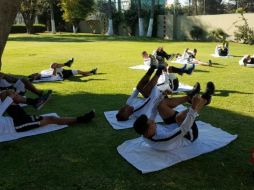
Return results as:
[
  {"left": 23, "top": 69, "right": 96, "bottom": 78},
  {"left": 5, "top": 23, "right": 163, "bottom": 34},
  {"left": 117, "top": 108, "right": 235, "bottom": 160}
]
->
[{"left": 0, "top": 33, "right": 254, "bottom": 190}]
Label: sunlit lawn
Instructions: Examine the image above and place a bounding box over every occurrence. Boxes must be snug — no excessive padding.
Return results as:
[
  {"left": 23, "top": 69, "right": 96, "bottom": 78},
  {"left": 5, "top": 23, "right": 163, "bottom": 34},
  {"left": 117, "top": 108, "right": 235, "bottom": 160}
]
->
[{"left": 0, "top": 33, "right": 253, "bottom": 190}]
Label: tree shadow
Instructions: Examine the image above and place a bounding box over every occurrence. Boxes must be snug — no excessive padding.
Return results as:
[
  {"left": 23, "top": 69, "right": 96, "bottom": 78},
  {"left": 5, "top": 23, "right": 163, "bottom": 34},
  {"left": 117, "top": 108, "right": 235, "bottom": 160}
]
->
[
  {"left": 215, "top": 89, "right": 253, "bottom": 97},
  {"left": 0, "top": 91, "right": 253, "bottom": 189},
  {"left": 8, "top": 34, "right": 169, "bottom": 43}
]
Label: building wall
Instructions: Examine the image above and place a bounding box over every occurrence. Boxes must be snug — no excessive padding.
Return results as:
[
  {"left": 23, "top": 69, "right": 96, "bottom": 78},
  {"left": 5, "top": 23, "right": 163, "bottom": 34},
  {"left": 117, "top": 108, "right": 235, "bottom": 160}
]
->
[{"left": 157, "top": 13, "right": 254, "bottom": 40}]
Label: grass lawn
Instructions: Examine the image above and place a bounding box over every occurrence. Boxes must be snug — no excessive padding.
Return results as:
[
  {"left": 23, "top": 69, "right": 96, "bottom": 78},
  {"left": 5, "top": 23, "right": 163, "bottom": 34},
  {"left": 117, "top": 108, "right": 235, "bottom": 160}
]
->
[{"left": 0, "top": 33, "right": 254, "bottom": 190}]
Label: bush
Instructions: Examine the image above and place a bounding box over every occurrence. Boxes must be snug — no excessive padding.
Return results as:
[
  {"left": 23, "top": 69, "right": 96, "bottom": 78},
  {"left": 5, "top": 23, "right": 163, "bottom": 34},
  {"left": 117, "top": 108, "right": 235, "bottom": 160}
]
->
[
  {"left": 208, "top": 28, "right": 229, "bottom": 42},
  {"left": 11, "top": 24, "right": 46, "bottom": 33},
  {"left": 234, "top": 9, "right": 254, "bottom": 45},
  {"left": 190, "top": 26, "right": 205, "bottom": 40}
]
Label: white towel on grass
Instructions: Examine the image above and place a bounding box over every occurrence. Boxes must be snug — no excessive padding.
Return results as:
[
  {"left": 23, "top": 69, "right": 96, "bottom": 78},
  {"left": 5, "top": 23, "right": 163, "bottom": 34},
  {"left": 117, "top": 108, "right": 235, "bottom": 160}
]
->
[
  {"left": 129, "top": 65, "right": 150, "bottom": 71},
  {"left": 104, "top": 104, "right": 187, "bottom": 130},
  {"left": 32, "top": 69, "right": 63, "bottom": 83},
  {"left": 0, "top": 113, "right": 68, "bottom": 142},
  {"left": 117, "top": 121, "right": 237, "bottom": 173}
]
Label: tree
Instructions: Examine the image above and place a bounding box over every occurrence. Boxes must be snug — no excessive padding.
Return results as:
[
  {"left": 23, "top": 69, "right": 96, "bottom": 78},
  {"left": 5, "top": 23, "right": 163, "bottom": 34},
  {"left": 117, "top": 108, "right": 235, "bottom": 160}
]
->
[
  {"left": 20, "top": 0, "right": 44, "bottom": 34},
  {"left": 146, "top": 0, "right": 155, "bottom": 37},
  {"left": 0, "top": 0, "right": 21, "bottom": 69},
  {"left": 60, "top": 0, "right": 95, "bottom": 33},
  {"left": 106, "top": 0, "right": 114, "bottom": 35},
  {"left": 137, "top": 0, "right": 144, "bottom": 36},
  {"left": 48, "top": 0, "right": 56, "bottom": 33}
]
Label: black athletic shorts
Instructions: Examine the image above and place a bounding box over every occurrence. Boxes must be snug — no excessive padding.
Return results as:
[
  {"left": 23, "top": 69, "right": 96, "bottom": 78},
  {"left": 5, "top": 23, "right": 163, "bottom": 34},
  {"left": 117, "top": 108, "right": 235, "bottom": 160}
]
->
[
  {"left": 6, "top": 105, "right": 43, "bottom": 132},
  {"left": 163, "top": 111, "right": 198, "bottom": 142},
  {"left": 14, "top": 115, "right": 43, "bottom": 132},
  {"left": 61, "top": 69, "right": 74, "bottom": 79}
]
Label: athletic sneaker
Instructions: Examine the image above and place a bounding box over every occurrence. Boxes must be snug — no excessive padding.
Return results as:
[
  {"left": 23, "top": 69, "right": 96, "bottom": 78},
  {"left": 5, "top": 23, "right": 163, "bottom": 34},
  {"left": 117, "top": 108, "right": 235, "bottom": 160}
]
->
[
  {"left": 187, "top": 82, "right": 201, "bottom": 103},
  {"left": 185, "top": 64, "right": 195, "bottom": 75},
  {"left": 77, "top": 110, "right": 96, "bottom": 123},
  {"left": 65, "top": 58, "right": 74, "bottom": 67},
  {"left": 34, "top": 90, "right": 52, "bottom": 110},
  {"left": 90, "top": 68, "right": 97, "bottom": 75},
  {"left": 201, "top": 81, "right": 215, "bottom": 105}
]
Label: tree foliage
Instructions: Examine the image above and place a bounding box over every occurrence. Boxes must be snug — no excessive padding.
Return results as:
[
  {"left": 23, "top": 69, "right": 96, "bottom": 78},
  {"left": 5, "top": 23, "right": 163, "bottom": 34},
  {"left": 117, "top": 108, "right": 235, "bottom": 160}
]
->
[
  {"left": 60, "top": 0, "right": 95, "bottom": 32},
  {"left": 20, "top": 0, "right": 45, "bottom": 33},
  {"left": 234, "top": 8, "right": 254, "bottom": 44}
]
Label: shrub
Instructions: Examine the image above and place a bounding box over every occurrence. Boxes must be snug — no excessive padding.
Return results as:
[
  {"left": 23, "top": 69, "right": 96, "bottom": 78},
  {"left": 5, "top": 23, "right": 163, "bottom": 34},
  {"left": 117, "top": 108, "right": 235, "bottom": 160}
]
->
[
  {"left": 11, "top": 24, "right": 46, "bottom": 33},
  {"left": 208, "top": 28, "right": 229, "bottom": 42},
  {"left": 234, "top": 8, "right": 254, "bottom": 45},
  {"left": 190, "top": 26, "right": 205, "bottom": 40}
]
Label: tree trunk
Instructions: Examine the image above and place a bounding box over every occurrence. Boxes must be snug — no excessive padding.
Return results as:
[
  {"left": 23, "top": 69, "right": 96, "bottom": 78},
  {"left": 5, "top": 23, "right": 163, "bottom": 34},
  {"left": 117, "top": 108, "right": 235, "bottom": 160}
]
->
[
  {"left": 117, "top": 0, "right": 121, "bottom": 11},
  {"left": 49, "top": 0, "right": 56, "bottom": 34},
  {"left": 188, "top": 0, "right": 191, "bottom": 15},
  {"left": 0, "top": 0, "right": 21, "bottom": 70},
  {"left": 21, "top": 11, "right": 36, "bottom": 34},
  {"left": 137, "top": 0, "right": 144, "bottom": 36},
  {"left": 72, "top": 24, "right": 78, "bottom": 33},
  {"left": 106, "top": 0, "right": 114, "bottom": 35},
  {"left": 146, "top": 0, "right": 155, "bottom": 37},
  {"left": 193, "top": 0, "right": 198, "bottom": 15}
]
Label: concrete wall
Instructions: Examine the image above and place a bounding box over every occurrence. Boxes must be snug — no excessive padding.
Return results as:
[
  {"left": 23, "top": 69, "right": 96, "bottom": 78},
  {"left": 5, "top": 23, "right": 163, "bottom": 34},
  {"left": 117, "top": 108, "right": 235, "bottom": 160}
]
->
[{"left": 157, "top": 13, "right": 254, "bottom": 40}]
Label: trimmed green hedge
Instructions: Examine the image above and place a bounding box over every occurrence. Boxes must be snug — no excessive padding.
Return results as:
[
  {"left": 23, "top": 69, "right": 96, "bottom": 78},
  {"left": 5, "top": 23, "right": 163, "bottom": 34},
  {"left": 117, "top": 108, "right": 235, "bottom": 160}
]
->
[{"left": 11, "top": 24, "right": 46, "bottom": 33}]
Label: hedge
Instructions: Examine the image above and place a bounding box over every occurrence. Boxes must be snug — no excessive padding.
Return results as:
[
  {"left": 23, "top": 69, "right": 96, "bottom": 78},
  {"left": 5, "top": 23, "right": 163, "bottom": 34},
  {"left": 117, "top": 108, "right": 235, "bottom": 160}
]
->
[{"left": 11, "top": 24, "right": 46, "bottom": 33}]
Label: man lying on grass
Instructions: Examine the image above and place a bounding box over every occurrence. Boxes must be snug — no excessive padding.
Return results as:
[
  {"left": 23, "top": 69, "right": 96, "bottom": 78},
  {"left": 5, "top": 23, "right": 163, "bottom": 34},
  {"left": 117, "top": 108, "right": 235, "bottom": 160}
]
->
[
  {"left": 116, "top": 64, "right": 199, "bottom": 121},
  {"left": 133, "top": 82, "right": 215, "bottom": 151},
  {"left": 28, "top": 58, "right": 97, "bottom": 81},
  {"left": 0, "top": 72, "right": 52, "bottom": 109},
  {"left": 0, "top": 90, "right": 95, "bottom": 132}
]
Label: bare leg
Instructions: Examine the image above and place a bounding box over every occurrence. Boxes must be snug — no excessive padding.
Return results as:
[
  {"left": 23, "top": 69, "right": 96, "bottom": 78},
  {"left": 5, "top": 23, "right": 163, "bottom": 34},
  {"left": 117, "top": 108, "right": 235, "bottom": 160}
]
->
[
  {"left": 141, "top": 72, "right": 161, "bottom": 98},
  {"left": 158, "top": 96, "right": 189, "bottom": 119},
  {"left": 21, "top": 78, "right": 43, "bottom": 96},
  {"left": 0, "top": 90, "right": 26, "bottom": 104},
  {"left": 175, "top": 95, "right": 207, "bottom": 125},
  {"left": 193, "top": 60, "right": 210, "bottom": 66},
  {"left": 40, "top": 116, "right": 77, "bottom": 126},
  {"left": 136, "top": 67, "right": 155, "bottom": 94},
  {"left": 77, "top": 70, "right": 93, "bottom": 76}
]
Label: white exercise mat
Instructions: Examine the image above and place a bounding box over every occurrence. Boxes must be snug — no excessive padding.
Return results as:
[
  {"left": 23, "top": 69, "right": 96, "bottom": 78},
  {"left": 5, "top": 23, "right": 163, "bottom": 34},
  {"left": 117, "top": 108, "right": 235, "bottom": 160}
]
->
[
  {"left": 104, "top": 104, "right": 187, "bottom": 130},
  {"left": 0, "top": 113, "right": 68, "bottom": 142},
  {"left": 129, "top": 65, "right": 150, "bottom": 71},
  {"left": 117, "top": 121, "right": 237, "bottom": 173}
]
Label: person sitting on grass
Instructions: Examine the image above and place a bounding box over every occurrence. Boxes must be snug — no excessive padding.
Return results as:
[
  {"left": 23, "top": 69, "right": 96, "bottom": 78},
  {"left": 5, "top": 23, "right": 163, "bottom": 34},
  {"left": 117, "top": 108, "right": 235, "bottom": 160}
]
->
[
  {"left": 0, "top": 72, "right": 52, "bottom": 108},
  {"left": 116, "top": 64, "right": 200, "bottom": 121},
  {"left": 216, "top": 41, "right": 229, "bottom": 56},
  {"left": 176, "top": 48, "right": 212, "bottom": 66},
  {"left": 0, "top": 90, "right": 95, "bottom": 132},
  {"left": 133, "top": 82, "right": 215, "bottom": 151},
  {"left": 152, "top": 46, "right": 175, "bottom": 61},
  {"left": 142, "top": 51, "right": 195, "bottom": 75},
  {"left": 243, "top": 55, "right": 254, "bottom": 66},
  {"left": 28, "top": 58, "right": 97, "bottom": 81}
]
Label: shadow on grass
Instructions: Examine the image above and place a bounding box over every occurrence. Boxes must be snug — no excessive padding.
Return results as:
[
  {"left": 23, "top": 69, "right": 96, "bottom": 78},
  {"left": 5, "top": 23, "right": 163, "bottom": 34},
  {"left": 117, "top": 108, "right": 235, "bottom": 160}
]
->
[
  {"left": 0, "top": 91, "right": 254, "bottom": 189},
  {"left": 215, "top": 89, "right": 253, "bottom": 97},
  {"left": 194, "top": 69, "right": 210, "bottom": 73},
  {"left": 8, "top": 34, "right": 169, "bottom": 43}
]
